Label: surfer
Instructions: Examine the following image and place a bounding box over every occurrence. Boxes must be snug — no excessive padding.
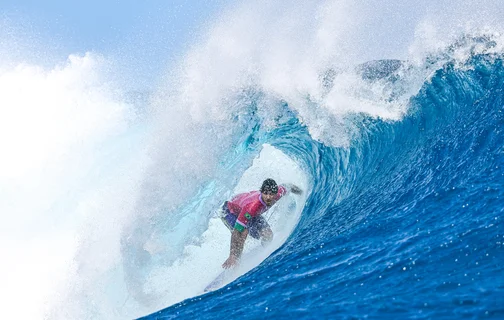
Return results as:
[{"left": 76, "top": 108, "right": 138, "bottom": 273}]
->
[{"left": 220, "top": 178, "right": 302, "bottom": 269}]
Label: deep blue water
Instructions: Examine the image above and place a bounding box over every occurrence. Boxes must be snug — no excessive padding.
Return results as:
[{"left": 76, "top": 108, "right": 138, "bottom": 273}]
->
[{"left": 142, "top": 51, "right": 503, "bottom": 319}]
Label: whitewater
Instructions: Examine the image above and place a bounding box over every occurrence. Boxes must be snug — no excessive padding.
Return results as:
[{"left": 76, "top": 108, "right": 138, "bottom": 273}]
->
[{"left": 1, "top": 1, "right": 503, "bottom": 319}]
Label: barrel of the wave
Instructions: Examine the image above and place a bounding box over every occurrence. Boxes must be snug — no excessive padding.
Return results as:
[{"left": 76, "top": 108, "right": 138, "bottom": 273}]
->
[{"left": 204, "top": 179, "right": 303, "bottom": 292}]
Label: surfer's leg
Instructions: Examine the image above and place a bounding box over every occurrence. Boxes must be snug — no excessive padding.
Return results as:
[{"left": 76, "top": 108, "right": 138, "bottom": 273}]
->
[{"left": 259, "top": 226, "right": 273, "bottom": 246}]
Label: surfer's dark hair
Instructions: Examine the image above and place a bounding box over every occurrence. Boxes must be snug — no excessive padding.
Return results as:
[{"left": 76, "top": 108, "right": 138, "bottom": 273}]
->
[{"left": 261, "top": 178, "right": 278, "bottom": 194}]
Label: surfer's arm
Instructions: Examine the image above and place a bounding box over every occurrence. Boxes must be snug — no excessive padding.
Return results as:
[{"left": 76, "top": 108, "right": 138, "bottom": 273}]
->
[
  {"left": 230, "top": 228, "right": 247, "bottom": 257},
  {"left": 223, "top": 228, "right": 248, "bottom": 269},
  {"left": 284, "top": 183, "right": 303, "bottom": 195}
]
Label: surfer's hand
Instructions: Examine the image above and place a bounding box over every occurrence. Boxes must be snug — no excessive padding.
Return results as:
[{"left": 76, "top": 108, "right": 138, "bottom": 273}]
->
[
  {"left": 285, "top": 183, "right": 303, "bottom": 195},
  {"left": 222, "top": 256, "right": 238, "bottom": 269},
  {"left": 291, "top": 185, "right": 303, "bottom": 195}
]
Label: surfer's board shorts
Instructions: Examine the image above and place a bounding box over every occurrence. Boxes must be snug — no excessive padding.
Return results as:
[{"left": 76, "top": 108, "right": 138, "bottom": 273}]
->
[{"left": 218, "top": 201, "right": 269, "bottom": 239}]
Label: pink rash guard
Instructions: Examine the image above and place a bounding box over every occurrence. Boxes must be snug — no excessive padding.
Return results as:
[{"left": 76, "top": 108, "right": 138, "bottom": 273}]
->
[{"left": 226, "top": 185, "right": 287, "bottom": 232}]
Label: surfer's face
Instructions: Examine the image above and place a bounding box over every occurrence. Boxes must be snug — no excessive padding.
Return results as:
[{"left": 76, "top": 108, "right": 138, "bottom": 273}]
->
[{"left": 261, "top": 192, "right": 276, "bottom": 206}]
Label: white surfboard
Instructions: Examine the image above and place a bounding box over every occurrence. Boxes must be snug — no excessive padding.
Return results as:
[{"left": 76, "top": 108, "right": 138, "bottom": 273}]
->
[
  {"left": 203, "top": 246, "right": 268, "bottom": 292},
  {"left": 204, "top": 269, "right": 233, "bottom": 292}
]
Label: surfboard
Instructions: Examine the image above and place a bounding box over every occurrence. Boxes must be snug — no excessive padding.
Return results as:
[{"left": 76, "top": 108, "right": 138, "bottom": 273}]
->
[
  {"left": 203, "top": 246, "right": 269, "bottom": 292},
  {"left": 204, "top": 268, "right": 237, "bottom": 292}
]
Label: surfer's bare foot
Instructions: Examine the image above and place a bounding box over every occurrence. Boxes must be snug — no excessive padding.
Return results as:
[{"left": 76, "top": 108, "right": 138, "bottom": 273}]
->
[{"left": 222, "top": 255, "right": 239, "bottom": 269}]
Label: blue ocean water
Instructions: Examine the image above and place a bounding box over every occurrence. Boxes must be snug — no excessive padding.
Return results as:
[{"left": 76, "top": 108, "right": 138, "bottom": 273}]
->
[{"left": 142, "top": 43, "right": 504, "bottom": 318}]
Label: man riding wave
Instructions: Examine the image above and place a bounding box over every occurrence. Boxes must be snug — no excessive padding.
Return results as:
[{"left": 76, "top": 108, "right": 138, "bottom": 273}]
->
[{"left": 219, "top": 178, "right": 303, "bottom": 269}]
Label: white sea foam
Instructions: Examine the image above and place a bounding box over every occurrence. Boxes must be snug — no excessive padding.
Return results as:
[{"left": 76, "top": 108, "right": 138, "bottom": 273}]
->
[{"left": 0, "top": 52, "right": 140, "bottom": 319}]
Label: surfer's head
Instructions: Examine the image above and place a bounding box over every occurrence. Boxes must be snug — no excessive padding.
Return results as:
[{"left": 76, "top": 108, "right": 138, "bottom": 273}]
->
[{"left": 261, "top": 178, "right": 278, "bottom": 206}]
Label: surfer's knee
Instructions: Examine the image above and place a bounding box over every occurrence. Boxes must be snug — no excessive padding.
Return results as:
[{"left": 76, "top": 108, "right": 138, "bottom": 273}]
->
[{"left": 261, "top": 228, "right": 273, "bottom": 243}]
